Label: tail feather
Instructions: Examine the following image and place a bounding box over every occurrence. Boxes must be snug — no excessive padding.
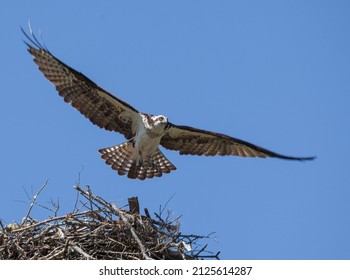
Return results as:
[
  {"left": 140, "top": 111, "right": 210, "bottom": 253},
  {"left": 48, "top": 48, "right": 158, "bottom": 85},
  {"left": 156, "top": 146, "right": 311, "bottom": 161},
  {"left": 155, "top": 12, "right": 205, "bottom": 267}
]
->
[
  {"left": 150, "top": 149, "right": 176, "bottom": 174},
  {"left": 127, "top": 162, "right": 140, "bottom": 179},
  {"left": 99, "top": 142, "right": 135, "bottom": 176},
  {"left": 98, "top": 142, "right": 176, "bottom": 180}
]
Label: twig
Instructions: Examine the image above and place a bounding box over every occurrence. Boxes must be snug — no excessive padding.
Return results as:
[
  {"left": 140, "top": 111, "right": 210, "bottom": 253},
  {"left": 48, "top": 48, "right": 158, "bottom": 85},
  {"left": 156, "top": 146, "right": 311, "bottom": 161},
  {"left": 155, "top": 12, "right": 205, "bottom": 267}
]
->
[
  {"left": 69, "top": 242, "right": 95, "bottom": 260},
  {"left": 74, "top": 185, "right": 153, "bottom": 260},
  {"left": 39, "top": 245, "right": 65, "bottom": 260},
  {"left": 159, "top": 193, "right": 176, "bottom": 217},
  {"left": 11, "top": 210, "right": 96, "bottom": 233},
  {"left": 0, "top": 220, "right": 5, "bottom": 232},
  {"left": 21, "top": 180, "right": 49, "bottom": 226}
]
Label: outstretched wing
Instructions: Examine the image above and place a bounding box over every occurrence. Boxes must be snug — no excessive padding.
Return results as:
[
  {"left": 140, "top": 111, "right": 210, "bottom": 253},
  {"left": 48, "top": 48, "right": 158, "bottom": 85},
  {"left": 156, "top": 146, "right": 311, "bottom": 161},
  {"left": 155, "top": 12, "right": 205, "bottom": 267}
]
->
[
  {"left": 22, "top": 28, "right": 140, "bottom": 139},
  {"left": 161, "top": 124, "right": 315, "bottom": 161}
]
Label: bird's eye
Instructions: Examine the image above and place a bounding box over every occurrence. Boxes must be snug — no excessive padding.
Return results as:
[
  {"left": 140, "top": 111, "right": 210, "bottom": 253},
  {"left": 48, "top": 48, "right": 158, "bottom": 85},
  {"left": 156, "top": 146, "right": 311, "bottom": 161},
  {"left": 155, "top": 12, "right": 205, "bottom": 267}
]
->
[{"left": 158, "top": 116, "right": 164, "bottom": 121}]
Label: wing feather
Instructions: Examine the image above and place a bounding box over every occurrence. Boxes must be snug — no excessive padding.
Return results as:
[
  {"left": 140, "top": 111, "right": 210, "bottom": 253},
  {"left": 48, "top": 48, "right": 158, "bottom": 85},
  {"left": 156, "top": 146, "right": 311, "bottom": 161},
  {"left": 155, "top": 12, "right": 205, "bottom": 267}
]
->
[
  {"left": 161, "top": 124, "right": 315, "bottom": 161},
  {"left": 23, "top": 28, "right": 139, "bottom": 139}
]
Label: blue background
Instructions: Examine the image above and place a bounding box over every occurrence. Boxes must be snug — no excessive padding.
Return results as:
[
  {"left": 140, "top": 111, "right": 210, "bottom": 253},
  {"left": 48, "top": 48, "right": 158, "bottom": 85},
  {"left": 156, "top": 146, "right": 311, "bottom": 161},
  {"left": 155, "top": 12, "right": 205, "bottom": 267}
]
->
[{"left": 1, "top": 1, "right": 349, "bottom": 259}]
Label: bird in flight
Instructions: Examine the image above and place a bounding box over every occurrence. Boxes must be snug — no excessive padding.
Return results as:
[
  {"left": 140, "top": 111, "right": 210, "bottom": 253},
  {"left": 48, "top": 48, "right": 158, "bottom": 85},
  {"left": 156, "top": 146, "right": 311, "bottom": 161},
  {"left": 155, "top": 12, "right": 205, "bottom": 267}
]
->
[{"left": 22, "top": 28, "right": 315, "bottom": 180}]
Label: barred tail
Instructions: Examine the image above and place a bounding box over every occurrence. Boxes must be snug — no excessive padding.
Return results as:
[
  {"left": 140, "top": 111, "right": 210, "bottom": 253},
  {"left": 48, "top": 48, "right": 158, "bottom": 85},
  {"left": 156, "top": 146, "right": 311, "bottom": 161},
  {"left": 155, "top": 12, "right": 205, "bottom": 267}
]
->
[{"left": 98, "top": 142, "right": 176, "bottom": 180}]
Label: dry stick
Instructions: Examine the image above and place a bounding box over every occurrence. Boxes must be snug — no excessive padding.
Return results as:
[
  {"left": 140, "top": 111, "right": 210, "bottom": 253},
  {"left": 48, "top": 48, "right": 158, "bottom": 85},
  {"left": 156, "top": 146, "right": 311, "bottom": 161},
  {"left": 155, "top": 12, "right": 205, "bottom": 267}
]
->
[
  {"left": 74, "top": 185, "right": 153, "bottom": 260},
  {"left": 69, "top": 242, "right": 95, "bottom": 260},
  {"left": 0, "top": 220, "right": 5, "bottom": 232},
  {"left": 11, "top": 210, "right": 96, "bottom": 233},
  {"left": 39, "top": 245, "right": 66, "bottom": 260},
  {"left": 21, "top": 179, "right": 49, "bottom": 226}
]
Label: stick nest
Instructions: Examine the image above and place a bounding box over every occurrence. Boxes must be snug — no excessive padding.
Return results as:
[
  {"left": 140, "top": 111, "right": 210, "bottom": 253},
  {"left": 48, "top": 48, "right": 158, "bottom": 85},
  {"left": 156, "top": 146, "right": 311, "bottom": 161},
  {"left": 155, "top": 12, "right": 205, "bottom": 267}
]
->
[{"left": 0, "top": 184, "right": 219, "bottom": 260}]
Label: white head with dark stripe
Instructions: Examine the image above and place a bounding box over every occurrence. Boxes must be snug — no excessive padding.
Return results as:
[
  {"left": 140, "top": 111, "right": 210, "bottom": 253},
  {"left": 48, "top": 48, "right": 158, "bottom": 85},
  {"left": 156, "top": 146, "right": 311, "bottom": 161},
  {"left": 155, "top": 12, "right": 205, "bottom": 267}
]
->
[
  {"left": 153, "top": 115, "right": 168, "bottom": 126},
  {"left": 142, "top": 113, "right": 168, "bottom": 132}
]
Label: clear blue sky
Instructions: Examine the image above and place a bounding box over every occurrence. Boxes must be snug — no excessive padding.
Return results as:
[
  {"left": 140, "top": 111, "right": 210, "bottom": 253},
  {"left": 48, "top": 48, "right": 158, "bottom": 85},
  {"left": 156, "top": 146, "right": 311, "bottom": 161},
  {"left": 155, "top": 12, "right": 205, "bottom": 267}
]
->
[{"left": 1, "top": 1, "right": 349, "bottom": 260}]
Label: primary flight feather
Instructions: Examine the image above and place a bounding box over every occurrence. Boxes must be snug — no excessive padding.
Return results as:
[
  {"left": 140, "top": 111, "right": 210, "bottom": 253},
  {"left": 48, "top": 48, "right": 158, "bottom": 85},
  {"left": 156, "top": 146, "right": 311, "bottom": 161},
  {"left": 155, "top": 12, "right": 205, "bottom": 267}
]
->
[{"left": 23, "top": 28, "right": 315, "bottom": 180}]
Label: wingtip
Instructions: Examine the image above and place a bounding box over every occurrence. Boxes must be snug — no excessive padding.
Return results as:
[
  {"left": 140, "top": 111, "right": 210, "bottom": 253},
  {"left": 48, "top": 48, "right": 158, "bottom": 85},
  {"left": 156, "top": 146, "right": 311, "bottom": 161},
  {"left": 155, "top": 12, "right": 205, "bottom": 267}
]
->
[
  {"left": 286, "top": 155, "right": 317, "bottom": 161},
  {"left": 20, "top": 22, "right": 48, "bottom": 52},
  {"left": 272, "top": 153, "right": 317, "bottom": 161},
  {"left": 301, "top": 155, "right": 317, "bottom": 161}
]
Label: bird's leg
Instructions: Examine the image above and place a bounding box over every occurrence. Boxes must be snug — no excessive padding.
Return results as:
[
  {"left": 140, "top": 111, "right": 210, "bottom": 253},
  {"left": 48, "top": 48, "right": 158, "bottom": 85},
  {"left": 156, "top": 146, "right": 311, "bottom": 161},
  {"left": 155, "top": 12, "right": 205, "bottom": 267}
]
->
[
  {"left": 136, "top": 151, "right": 143, "bottom": 168},
  {"left": 145, "top": 156, "right": 151, "bottom": 168},
  {"left": 146, "top": 156, "right": 157, "bottom": 170},
  {"left": 136, "top": 159, "right": 143, "bottom": 168}
]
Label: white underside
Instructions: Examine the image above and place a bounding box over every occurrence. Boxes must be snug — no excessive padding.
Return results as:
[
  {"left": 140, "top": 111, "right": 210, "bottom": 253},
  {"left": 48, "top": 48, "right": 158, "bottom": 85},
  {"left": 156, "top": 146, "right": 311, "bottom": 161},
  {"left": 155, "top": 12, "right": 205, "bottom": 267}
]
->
[{"left": 134, "top": 120, "right": 164, "bottom": 161}]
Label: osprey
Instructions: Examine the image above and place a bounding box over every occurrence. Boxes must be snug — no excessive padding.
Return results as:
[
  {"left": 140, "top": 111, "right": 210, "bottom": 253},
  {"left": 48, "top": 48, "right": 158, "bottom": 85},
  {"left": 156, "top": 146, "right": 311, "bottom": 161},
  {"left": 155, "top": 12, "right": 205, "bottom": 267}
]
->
[{"left": 23, "top": 28, "right": 315, "bottom": 180}]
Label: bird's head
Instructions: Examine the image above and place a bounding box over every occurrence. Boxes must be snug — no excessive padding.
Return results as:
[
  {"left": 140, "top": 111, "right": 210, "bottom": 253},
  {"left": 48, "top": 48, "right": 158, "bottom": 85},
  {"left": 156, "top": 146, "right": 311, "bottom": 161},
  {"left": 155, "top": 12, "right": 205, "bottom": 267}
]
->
[
  {"left": 153, "top": 115, "right": 168, "bottom": 127},
  {"left": 146, "top": 115, "right": 168, "bottom": 134}
]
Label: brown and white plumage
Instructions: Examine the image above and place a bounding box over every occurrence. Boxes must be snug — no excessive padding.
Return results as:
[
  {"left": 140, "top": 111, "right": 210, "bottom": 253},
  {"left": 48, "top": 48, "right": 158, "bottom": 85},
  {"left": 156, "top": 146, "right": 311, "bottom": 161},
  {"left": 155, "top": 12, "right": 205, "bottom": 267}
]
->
[
  {"left": 23, "top": 28, "right": 315, "bottom": 180},
  {"left": 99, "top": 143, "right": 176, "bottom": 180}
]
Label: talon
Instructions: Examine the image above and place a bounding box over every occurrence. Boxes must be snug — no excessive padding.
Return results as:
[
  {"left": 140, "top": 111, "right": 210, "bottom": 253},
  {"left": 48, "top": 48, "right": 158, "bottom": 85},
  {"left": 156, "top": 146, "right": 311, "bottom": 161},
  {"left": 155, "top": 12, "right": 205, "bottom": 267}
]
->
[{"left": 137, "top": 159, "right": 143, "bottom": 168}]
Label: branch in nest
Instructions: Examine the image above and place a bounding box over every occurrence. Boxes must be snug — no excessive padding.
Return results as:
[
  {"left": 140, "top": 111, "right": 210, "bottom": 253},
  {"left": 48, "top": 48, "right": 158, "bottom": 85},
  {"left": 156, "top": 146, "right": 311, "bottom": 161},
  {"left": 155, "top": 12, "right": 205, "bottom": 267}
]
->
[{"left": 0, "top": 183, "right": 219, "bottom": 260}]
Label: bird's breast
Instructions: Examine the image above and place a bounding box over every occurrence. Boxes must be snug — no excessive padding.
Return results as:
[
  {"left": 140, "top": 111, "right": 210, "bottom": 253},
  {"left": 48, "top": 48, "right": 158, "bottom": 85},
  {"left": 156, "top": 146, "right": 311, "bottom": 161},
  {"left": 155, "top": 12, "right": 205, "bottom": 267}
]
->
[{"left": 134, "top": 125, "right": 162, "bottom": 158}]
